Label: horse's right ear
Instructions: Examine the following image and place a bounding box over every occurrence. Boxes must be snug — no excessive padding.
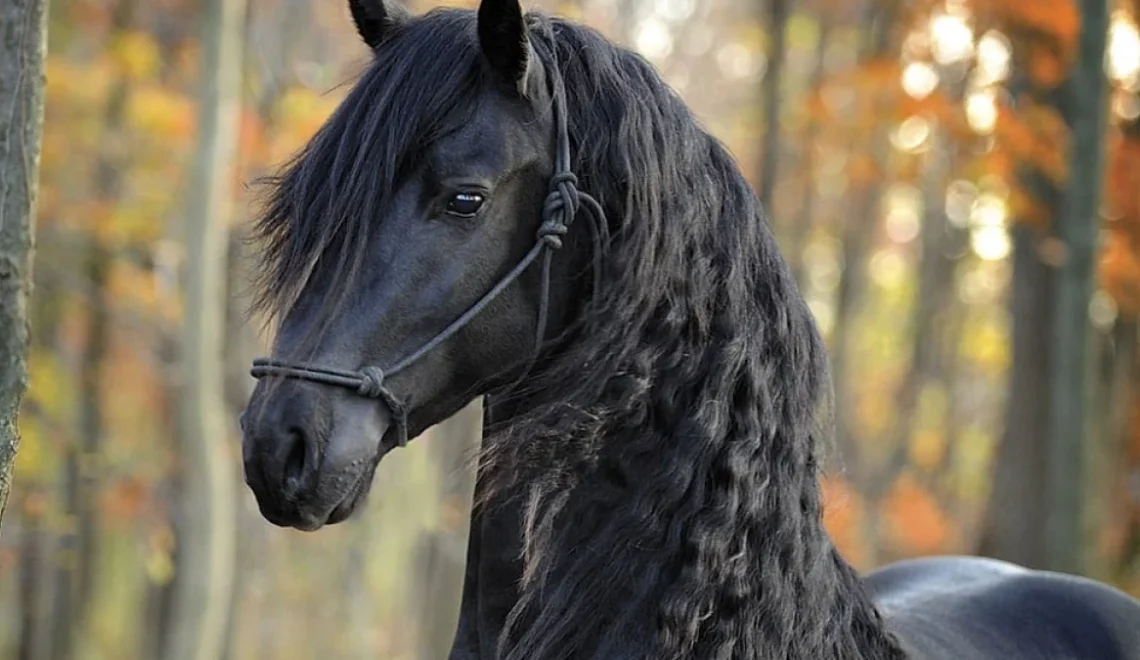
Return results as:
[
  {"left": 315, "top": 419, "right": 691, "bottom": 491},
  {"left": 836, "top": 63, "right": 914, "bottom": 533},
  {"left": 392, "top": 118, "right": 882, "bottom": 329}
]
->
[
  {"left": 349, "top": 0, "right": 408, "bottom": 50},
  {"left": 478, "top": 0, "right": 530, "bottom": 95}
]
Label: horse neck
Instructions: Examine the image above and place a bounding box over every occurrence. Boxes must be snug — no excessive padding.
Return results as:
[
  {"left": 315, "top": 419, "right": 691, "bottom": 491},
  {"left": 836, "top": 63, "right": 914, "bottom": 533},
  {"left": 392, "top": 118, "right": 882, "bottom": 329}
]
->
[
  {"left": 470, "top": 387, "right": 906, "bottom": 660},
  {"left": 462, "top": 56, "right": 903, "bottom": 652}
]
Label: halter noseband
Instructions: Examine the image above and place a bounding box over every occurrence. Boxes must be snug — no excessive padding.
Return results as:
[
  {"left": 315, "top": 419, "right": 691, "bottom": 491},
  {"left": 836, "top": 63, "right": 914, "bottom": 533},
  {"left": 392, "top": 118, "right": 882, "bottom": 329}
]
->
[{"left": 250, "top": 70, "right": 606, "bottom": 449}]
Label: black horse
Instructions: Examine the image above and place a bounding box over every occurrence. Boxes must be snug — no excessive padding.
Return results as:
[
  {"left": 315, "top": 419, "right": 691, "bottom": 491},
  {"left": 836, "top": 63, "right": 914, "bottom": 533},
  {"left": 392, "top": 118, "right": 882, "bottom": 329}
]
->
[{"left": 239, "top": 2, "right": 1140, "bottom": 658}]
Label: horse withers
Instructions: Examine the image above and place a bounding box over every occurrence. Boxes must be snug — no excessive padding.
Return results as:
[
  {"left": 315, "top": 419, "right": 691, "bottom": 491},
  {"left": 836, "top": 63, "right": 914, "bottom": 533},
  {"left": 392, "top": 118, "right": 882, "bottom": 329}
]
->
[{"left": 239, "top": 2, "right": 1140, "bottom": 658}]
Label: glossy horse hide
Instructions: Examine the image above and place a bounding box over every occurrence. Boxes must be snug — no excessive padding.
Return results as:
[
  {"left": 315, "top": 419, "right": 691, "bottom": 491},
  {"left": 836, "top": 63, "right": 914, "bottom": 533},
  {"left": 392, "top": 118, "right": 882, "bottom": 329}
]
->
[{"left": 238, "top": 1, "right": 1140, "bottom": 658}]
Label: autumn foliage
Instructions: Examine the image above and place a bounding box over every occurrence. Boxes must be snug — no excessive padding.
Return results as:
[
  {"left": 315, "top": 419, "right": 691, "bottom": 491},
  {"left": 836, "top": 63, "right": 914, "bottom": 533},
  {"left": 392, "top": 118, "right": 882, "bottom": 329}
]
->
[
  {"left": 4, "top": 0, "right": 1140, "bottom": 658},
  {"left": 1104, "top": 131, "right": 1140, "bottom": 314}
]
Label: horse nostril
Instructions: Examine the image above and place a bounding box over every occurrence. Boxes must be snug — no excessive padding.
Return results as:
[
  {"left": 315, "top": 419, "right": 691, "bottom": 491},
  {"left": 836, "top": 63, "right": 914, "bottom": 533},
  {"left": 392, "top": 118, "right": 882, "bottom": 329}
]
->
[{"left": 280, "top": 428, "right": 311, "bottom": 499}]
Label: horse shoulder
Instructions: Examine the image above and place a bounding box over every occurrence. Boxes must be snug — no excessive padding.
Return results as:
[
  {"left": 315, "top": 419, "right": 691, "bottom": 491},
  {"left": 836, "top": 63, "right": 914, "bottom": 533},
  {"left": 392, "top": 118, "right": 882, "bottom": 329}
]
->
[{"left": 865, "top": 555, "right": 1140, "bottom": 660}]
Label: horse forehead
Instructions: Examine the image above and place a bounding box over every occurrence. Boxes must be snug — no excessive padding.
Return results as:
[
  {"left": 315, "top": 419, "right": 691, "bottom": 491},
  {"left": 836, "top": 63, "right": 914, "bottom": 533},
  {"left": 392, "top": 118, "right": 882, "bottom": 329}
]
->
[{"left": 427, "top": 101, "right": 544, "bottom": 175}]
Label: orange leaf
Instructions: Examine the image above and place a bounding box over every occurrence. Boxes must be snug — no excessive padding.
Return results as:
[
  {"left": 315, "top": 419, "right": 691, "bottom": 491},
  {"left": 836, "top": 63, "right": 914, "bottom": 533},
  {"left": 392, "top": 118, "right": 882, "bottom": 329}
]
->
[
  {"left": 847, "top": 152, "right": 882, "bottom": 187},
  {"left": 882, "top": 473, "right": 952, "bottom": 555},
  {"left": 1028, "top": 46, "right": 1070, "bottom": 88},
  {"left": 821, "top": 476, "right": 869, "bottom": 567},
  {"left": 993, "top": 1, "right": 1080, "bottom": 56},
  {"left": 1099, "top": 231, "right": 1140, "bottom": 313},
  {"left": 1107, "top": 134, "right": 1140, "bottom": 224},
  {"left": 99, "top": 476, "right": 150, "bottom": 522}
]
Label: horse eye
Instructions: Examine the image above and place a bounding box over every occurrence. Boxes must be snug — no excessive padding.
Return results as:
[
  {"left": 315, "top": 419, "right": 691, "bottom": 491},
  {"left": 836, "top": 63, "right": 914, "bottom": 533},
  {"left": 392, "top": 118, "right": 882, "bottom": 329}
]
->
[{"left": 446, "top": 192, "right": 485, "bottom": 217}]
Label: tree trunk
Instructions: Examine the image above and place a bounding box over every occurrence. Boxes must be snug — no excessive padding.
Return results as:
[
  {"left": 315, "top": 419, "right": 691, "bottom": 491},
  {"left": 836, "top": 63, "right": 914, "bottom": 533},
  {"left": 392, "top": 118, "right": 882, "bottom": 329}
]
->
[
  {"left": 162, "top": 0, "right": 246, "bottom": 657},
  {"left": 1045, "top": 0, "right": 1110, "bottom": 575},
  {"left": 1114, "top": 321, "right": 1140, "bottom": 581},
  {"left": 1084, "top": 317, "right": 1136, "bottom": 581},
  {"left": 976, "top": 221, "right": 1055, "bottom": 568},
  {"left": 53, "top": 3, "right": 139, "bottom": 653},
  {"left": 829, "top": 0, "right": 898, "bottom": 469},
  {"left": 786, "top": 16, "right": 830, "bottom": 289},
  {"left": 18, "top": 504, "right": 55, "bottom": 660},
  {"left": 19, "top": 258, "right": 66, "bottom": 660},
  {"left": 1101, "top": 112, "right": 1140, "bottom": 583},
  {"left": 975, "top": 60, "right": 1070, "bottom": 568},
  {"left": 0, "top": 0, "right": 47, "bottom": 530},
  {"left": 758, "top": 0, "right": 787, "bottom": 212},
  {"left": 864, "top": 137, "right": 957, "bottom": 527}
]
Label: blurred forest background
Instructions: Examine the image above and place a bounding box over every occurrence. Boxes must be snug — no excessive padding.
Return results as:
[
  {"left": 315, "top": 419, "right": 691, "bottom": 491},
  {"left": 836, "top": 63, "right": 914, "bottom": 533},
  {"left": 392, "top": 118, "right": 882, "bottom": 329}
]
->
[{"left": 2, "top": 0, "right": 1140, "bottom": 658}]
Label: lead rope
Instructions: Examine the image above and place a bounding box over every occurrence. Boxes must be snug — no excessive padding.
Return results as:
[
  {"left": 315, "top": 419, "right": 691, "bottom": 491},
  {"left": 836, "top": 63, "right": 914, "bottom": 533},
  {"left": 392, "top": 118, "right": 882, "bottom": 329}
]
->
[{"left": 250, "top": 68, "right": 607, "bottom": 448}]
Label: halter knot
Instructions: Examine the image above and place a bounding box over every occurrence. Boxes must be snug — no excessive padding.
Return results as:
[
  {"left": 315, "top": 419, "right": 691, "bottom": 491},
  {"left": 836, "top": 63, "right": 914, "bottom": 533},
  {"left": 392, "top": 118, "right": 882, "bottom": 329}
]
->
[
  {"left": 356, "top": 366, "right": 387, "bottom": 398},
  {"left": 539, "top": 171, "right": 581, "bottom": 249},
  {"left": 537, "top": 219, "right": 569, "bottom": 249}
]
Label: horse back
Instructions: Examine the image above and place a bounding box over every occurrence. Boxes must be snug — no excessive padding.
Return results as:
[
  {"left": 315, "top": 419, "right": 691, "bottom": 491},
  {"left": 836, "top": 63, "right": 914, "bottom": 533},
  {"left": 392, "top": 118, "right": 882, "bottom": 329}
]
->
[{"left": 865, "top": 556, "right": 1140, "bottom": 659}]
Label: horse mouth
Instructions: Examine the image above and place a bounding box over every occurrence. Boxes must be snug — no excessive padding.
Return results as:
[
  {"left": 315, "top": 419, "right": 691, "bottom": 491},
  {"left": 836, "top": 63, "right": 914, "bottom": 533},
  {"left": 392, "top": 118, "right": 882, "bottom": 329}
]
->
[
  {"left": 269, "top": 472, "right": 368, "bottom": 532},
  {"left": 324, "top": 471, "right": 371, "bottom": 527},
  {"left": 325, "top": 491, "right": 360, "bottom": 526},
  {"left": 289, "top": 425, "right": 394, "bottom": 530}
]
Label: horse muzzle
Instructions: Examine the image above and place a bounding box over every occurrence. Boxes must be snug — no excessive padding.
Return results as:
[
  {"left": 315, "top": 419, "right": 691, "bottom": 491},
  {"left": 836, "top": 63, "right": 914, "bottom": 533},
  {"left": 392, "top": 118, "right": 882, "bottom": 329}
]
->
[{"left": 240, "top": 380, "right": 392, "bottom": 531}]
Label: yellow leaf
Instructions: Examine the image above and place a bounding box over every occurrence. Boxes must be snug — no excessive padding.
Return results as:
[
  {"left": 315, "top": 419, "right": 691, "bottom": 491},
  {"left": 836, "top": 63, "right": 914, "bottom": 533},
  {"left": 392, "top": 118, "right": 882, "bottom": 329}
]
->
[
  {"left": 13, "top": 416, "right": 47, "bottom": 478},
  {"left": 26, "top": 350, "right": 68, "bottom": 418},
  {"left": 109, "top": 30, "right": 161, "bottom": 83},
  {"left": 127, "top": 85, "right": 195, "bottom": 138},
  {"left": 910, "top": 430, "right": 945, "bottom": 471},
  {"left": 45, "top": 55, "right": 115, "bottom": 107},
  {"left": 959, "top": 318, "right": 1009, "bottom": 377},
  {"left": 146, "top": 547, "right": 175, "bottom": 586}
]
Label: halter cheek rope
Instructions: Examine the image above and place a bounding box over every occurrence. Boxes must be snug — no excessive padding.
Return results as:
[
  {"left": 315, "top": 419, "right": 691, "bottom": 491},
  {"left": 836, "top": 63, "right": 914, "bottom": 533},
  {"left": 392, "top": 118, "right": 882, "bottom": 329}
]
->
[{"left": 250, "top": 71, "right": 607, "bottom": 448}]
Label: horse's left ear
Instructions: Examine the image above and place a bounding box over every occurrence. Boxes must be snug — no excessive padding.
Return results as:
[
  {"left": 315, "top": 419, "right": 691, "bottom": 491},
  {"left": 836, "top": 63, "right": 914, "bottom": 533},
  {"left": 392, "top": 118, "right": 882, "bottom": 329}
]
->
[
  {"left": 478, "top": 0, "right": 530, "bottom": 95},
  {"left": 349, "top": 0, "right": 408, "bottom": 51}
]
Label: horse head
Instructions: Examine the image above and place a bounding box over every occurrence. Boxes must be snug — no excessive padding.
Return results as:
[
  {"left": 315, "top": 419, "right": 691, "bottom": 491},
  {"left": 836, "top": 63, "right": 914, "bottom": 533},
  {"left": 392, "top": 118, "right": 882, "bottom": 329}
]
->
[{"left": 240, "top": 0, "right": 601, "bottom": 531}]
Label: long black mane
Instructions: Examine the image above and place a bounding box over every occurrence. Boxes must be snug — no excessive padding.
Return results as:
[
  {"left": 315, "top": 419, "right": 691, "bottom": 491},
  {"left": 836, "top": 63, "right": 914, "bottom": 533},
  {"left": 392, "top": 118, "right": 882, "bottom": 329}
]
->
[
  {"left": 480, "top": 17, "right": 906, "bottom": 660},
  {"left": 252, "top": 9, "right": 907, "bottom": 660}
]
